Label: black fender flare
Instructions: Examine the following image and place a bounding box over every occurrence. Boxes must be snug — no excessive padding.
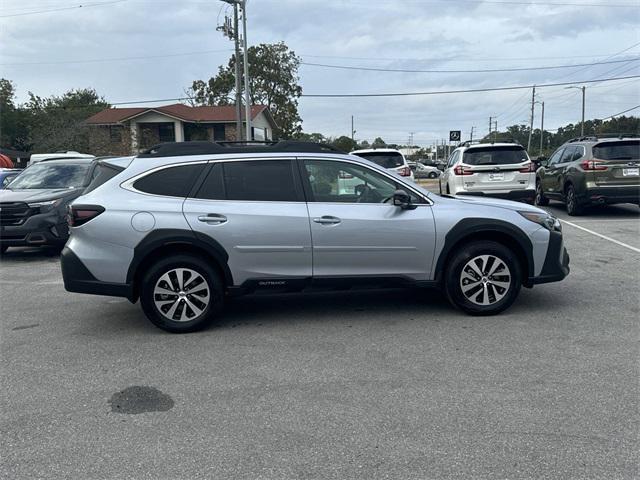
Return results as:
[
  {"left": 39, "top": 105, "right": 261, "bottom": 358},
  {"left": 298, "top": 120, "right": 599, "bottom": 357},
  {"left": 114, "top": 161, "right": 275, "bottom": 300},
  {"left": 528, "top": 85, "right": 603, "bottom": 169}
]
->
[
  {"left": 434, "top": 218, "right": 534, "bottom": 281},
  {"left": 126, "top": 228, "right": 233, "bottom": 287}
]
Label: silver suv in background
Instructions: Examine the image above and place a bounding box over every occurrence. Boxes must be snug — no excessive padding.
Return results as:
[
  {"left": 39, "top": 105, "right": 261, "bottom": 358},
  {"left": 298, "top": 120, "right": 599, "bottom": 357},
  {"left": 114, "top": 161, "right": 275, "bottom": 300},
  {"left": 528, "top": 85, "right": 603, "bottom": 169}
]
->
[
  {"left": 440, "top": 142, "right": 536, "bottom": 202},
  {"left": 61, "top": 141, "right": 569, "bottom": 333},
  {"left": 351, "top": 148, "right": 415, "bottom": 181}
]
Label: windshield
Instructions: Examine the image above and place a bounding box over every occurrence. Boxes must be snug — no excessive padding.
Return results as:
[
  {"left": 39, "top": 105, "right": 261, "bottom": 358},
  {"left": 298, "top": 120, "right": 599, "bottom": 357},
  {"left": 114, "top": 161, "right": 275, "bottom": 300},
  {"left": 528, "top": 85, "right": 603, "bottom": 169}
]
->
[
  {"left": 353, "top": 152, "right": 405, "bottom": 168},
  {"left": 8, "top": 163, "right": 91, "bottom": 189},
  {"left": 592, "top": 140, "right": 640, "bottom": 160},
  {"left": 463, "top": 146, "right": 529, "bottom": 165}
]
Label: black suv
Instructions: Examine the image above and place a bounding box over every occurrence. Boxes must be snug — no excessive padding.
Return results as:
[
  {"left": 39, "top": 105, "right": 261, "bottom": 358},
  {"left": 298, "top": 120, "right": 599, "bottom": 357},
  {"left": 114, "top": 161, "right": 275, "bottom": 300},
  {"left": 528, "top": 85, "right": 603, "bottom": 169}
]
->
[
  {"left": 0, "top": 157, "right": 123, "bottom": 253},
  {"left": 535, "top": 136, "right": 640, "bottom": 215}
]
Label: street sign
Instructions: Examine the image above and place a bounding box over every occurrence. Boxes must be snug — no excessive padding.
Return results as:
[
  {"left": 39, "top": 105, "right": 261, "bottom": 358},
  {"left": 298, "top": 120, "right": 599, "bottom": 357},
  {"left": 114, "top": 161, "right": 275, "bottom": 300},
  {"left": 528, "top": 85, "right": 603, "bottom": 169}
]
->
[{"left": 449, "top": 130, "right": 461, "bottom": 142}]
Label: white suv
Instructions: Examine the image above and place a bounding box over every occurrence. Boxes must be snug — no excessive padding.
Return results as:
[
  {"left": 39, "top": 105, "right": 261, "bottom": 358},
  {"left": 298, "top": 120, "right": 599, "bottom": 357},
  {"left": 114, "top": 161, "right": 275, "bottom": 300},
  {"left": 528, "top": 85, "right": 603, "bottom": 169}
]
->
[
  {"left": 440, "top": 142, "right": 536, "bottom": 202},
  {"left": 351, "top": 148, "right": 415, "bottom": 181}
]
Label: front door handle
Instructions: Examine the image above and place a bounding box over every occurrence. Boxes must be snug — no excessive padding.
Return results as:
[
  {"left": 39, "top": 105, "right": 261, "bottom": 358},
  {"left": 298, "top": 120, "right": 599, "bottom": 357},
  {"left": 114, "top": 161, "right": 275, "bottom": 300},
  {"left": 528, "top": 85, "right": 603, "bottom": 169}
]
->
[
  {"left": 197, "top": 214, "right": 227, "bottom": 225},
  {"left": 313, "top": 216, "right": 341, "bottom": 225}
]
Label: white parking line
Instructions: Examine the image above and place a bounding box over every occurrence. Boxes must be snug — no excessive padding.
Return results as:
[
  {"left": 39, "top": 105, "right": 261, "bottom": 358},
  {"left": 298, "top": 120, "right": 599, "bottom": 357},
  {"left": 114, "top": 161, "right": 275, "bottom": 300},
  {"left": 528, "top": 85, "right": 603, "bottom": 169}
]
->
[{"left": 562, "top": 220, "right": 640, "bottom": 253}]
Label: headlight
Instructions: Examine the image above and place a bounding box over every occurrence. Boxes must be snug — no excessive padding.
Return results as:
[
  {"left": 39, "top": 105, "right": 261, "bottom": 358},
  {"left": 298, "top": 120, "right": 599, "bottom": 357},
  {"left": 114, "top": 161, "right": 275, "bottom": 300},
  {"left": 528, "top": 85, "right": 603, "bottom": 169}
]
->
[
  {"left": 28, "top": 198, "right": 64, "bottom": 213},
  {"left": 518, "top": 211, "right": 561, "bottom": 232}
]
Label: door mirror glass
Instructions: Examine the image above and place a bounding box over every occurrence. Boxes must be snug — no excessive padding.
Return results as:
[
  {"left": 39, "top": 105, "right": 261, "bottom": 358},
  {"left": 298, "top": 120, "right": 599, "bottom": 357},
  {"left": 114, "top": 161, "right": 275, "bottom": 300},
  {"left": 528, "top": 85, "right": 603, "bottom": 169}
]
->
[{"left": 393, "top": 189, "right": 416, "bottom": 209}]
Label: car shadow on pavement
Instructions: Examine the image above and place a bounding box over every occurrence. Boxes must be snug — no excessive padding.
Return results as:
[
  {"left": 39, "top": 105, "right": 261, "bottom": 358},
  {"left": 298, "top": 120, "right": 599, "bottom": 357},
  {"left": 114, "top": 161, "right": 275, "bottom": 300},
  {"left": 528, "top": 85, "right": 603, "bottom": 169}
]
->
[
  {"left": 0, "top": 247, "right": 62, "bottom": 263},
  {"left": 546, "top": 202, "right": 640, "bottom": 219}
]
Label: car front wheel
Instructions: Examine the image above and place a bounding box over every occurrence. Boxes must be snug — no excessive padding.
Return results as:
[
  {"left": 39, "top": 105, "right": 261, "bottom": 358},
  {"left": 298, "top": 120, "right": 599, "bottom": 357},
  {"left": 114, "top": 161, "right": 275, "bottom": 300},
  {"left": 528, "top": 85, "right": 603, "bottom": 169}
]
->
[
  {"left": 428, "top": 171, "right": 438, "bottom": 179},
  {"left": 535, "top": 180, "right": 549, "bottom": 206},
  {"left": 444, "top": 241, "right": 521, "bottom": 315},
  {"left": 140, "top": 254, "right": 224, "bottom": 333}
]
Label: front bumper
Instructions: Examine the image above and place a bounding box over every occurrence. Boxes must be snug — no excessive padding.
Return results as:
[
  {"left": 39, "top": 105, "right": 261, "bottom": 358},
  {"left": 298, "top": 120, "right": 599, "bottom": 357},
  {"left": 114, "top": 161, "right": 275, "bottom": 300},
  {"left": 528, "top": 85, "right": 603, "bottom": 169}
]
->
[
  {"left": 61, "top": 247, "right": 134, "bottom": 301},
  {"left": 456, "top": 188, "right": 535, "bottom": 202},
  {"left": 0, "top": 214, "right": 69, "bottom": 248},
  {"left": 527, "top": 230, "right": 570, "bottom": 285}
]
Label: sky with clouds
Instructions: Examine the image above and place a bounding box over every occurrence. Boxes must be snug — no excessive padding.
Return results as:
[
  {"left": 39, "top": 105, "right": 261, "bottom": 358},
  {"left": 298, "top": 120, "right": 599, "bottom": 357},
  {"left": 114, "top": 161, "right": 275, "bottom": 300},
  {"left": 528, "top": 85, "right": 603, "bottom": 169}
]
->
[{"left": 1, "top": 0, "right": 639, "bottom": 147}]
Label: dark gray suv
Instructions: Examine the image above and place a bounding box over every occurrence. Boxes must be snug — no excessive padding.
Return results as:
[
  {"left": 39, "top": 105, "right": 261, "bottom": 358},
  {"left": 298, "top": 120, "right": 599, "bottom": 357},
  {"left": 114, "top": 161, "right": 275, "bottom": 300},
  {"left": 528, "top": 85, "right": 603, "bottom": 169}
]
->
[{"left": 535, "top": 136, "right": 640, "bottom": 215}]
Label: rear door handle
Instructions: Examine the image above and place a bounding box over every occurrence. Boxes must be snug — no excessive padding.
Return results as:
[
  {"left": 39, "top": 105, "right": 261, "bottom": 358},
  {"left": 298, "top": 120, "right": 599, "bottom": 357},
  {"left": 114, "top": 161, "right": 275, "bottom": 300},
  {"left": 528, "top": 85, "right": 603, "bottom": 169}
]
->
[
  {"left": 197, "top": 214, "right": 227, "bottom": 225},
  {"left": 313, "top": 216, "right": 341, "bottom": 225}
]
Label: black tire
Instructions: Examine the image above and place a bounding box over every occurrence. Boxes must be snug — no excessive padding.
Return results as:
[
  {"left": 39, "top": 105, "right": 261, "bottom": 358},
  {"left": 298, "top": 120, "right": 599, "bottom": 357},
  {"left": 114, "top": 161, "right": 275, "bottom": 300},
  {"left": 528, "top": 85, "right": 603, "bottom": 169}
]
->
[
  {"left": 444, "top": 241, "right": 522, "bottom": 316},
  {"left": 565, "top": 184, "right": 583, "bottom": 216},
  {"left": 428, "top": 171, "right": 438, "bottom": 179},
  {"left": 535, "top": 180, "right": 549, "bottom": 206},
  {"left": 140, "top": 254, "right": 224, "bottom": 333}
]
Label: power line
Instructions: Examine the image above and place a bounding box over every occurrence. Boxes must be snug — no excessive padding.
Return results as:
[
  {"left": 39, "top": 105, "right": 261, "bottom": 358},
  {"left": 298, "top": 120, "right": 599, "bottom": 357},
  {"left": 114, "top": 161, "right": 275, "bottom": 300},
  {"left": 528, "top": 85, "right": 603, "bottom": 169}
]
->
[
  {"left": 299, "top": 57, "right": 640, "bottom": 74},
  {"left": 301, "top": 74, "right": 640, "bottom": 98},
  {"left": 599, "top": 104, "right": 640, "bottom": 121},
  {"left": 0, "top": 0, "right": 127, "bottom": 18}
]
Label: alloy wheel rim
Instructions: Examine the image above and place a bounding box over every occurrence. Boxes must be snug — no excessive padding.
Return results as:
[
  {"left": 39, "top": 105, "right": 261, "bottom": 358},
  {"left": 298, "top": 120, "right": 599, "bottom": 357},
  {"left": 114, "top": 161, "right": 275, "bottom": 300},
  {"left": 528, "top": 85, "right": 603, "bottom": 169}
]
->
[
  {"left": 153, "top": 268, "right": 210, "bottom": 322},
  {"left": 536, "top": 183, "right": 542, "bottom": 204},
  {"left": 459, "top": 255, "right": 511, "bottom": 306},
  {"left": 567, "top": 188, "right": 575, "bottom": 210}
]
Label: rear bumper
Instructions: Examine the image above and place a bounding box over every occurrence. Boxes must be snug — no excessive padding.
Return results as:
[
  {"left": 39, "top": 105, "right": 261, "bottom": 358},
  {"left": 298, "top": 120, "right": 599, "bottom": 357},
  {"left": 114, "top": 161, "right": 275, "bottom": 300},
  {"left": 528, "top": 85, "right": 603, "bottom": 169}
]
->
[
  {"left": 581, "top": 186, "right": 640, "bottom": 205},
  {"left": 457, "top": 188, "right": 535, "bottom": 202},
  {"left": 527, "top": 230, "right": 570, "bottom": 286},
  {"left": 61, "top": 247, "right": 134, "bottom": 301}
]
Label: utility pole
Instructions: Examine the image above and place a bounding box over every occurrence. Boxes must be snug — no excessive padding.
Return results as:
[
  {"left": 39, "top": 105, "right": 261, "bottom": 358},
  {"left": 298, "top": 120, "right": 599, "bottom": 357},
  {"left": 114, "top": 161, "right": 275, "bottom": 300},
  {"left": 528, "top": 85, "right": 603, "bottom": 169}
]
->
[
  {"left": 539, "top": 101, "right": 545, "bottom": 156},
  {"left": 217, "top": 5, "right": 243, "bottom": 140},
  {"left": 470, "top": 126, "right": 476, "bottom": 142},
  {"left": 409, "top": 132, "right": 415, "bottom": 146},
  {"left": 489, "top": 116, "right": 493, "bottom": 137},
  {"left": 240, "top": 0, "right": 251, "bottom": 141},
  {"left": 527, "top": 86, "right": 536, "bottom": 152},
  {"left": 565, "top": 85, "right": 586, "bottom": 137},
  {"left": 351, "top": 116, "right": 355, "bottom": 141}
]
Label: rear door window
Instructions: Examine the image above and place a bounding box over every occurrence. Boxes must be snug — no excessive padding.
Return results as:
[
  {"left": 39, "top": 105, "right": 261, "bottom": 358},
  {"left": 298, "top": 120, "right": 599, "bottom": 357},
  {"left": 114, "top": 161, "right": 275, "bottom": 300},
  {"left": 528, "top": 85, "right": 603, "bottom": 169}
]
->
[
  {"left": 352, "top": 152, "right": 405, "bottom": 168},
  {"left": 133, "top": 164, "right": 205, "bottom": 197},
  {"left": 462, "top": 146, "right": 528, "bottom": 165},
  {"left": 559, "top": 146, "right": 577, "bottom": 163},
  {"left": 592, "top": 140, "right": 640, "bottom": 160},
  {"left": 194, "top": 160, "right": 302, "bottom": 202}
]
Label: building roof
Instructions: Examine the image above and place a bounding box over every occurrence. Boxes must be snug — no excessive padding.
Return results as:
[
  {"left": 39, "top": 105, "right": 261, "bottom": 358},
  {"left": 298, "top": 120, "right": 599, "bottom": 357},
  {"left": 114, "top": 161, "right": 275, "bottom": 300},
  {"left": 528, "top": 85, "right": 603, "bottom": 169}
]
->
[{"left": 86, "top": 103, "right": 271, "bottom": 125}]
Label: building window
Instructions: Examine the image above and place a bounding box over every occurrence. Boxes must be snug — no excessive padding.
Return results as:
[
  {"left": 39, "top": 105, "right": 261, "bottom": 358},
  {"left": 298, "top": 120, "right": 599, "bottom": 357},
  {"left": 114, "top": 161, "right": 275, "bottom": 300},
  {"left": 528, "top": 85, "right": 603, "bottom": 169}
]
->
[
  {"left": 213, "top": 124, "right": 225, "bottom": 141},
  {"left": 158, "top": 123, "right": 175, "bottom": 143},
  {"left": 109, "top": 126, "right": 123, "bottom": 142}
]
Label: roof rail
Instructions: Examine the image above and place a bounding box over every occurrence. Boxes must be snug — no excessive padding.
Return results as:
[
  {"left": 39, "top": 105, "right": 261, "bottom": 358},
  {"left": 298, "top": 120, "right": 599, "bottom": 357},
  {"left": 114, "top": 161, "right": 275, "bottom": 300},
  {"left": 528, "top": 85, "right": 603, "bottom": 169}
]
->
[
  {"left": 568, "top": 133, "right": 640, "bottom": 143},
  {"left": 137, "top": 140, "right": 345, "bottom": 157}
]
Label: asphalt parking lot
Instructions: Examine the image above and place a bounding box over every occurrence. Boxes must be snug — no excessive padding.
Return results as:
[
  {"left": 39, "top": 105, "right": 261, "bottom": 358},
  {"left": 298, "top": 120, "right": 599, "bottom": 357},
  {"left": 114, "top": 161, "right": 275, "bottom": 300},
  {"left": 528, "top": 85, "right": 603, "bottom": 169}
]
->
[{"left": 1, "top": 199, "right": 639, "bottom": 479}]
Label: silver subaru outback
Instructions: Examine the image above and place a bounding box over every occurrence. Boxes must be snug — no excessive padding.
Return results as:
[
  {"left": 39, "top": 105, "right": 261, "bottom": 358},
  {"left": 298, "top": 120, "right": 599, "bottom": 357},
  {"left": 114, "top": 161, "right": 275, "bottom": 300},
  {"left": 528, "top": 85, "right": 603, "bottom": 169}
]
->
[{"left": 61, "top": 141, "right": 569, "bottom": 333}]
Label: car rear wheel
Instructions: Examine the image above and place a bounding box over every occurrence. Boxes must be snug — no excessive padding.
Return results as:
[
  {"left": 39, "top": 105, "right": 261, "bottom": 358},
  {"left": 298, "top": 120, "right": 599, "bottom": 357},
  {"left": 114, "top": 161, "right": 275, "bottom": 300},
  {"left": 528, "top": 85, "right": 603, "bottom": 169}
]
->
[
  {"left": 428, "top": 171, "right": 438, "bottom": 179},
  {"left": 535, "top": 180, "right": 549, "bottom": 206},
  {"left": 140, "top": 254, "right": 224, "bottom": 333},
  {"left": 565, "top": 184, "right": 583, "bottom": 216},
  {"left": 444, "top": 241, "right": 521, "bottom": 315}
]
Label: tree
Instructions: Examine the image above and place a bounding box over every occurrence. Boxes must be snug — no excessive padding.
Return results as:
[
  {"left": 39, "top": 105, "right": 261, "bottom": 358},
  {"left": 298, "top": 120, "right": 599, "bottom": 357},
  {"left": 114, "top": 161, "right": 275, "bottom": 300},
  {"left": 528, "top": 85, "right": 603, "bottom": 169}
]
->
[
  {"left": 190, "top": 42, "right": 303, "bottom": 138},
  {"left": 331, "top": 135, "right": 358, "bottom": 152},
  {"left": 293, "top": 132, "right": 328, "bottom": 143},
  {"left": 25, "top": 88, "right": 108, "bottom": 152},
  {"left": 372, "top": 137, "right": 387, "bottom": 148},
  {"left": 0, "top": 79, "right": 30, "bottom": 151}
]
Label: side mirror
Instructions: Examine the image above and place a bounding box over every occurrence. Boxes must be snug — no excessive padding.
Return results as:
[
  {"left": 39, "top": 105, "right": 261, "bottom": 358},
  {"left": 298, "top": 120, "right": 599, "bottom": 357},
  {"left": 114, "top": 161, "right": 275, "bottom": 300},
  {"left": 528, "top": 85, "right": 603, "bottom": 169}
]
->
[
  {"left": 393, "top": 189, "right": 416, "bottom": 210},
  {"left": 537, "top": 158, "right": 548, "bottom": 168}
]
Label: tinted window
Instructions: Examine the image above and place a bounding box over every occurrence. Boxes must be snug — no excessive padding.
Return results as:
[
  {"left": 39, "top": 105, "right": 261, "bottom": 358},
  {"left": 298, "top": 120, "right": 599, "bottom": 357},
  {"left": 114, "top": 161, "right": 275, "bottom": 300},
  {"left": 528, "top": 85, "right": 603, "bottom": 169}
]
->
[
  {"left": 571, "top": 146, "right": 585, "bottom": 161},
  {"left": 593, "top": 140, "right": 640, "bottom": 160},
  {"left": 84, "top": 163, "right": 124, "bottom": 193},
  {"left": 548, "top": 148, "right": 564, "bottom": 165},
  {"left": 223, "top": 160, "right": 299, "bottom": 202},
  {"left": 353, "top": 152, "right": 405, "bottom": 168},
  {"left": 447, "top": 151, "right": 459, "bottom": 168},
  {"left": 462, "top": 146, "right": 529, "bottom": 165},
  {"left": 8, "top": 162, "right": 91, "bottom": 189},
  {"left": 559, "top": 146, "right": 577, "bottom": 163},
  {"left": 134, "top": 164, "right": 204, "bottom": 197},
  {"left": 193, "top": 163, "right": 225, "bottom": 200}
]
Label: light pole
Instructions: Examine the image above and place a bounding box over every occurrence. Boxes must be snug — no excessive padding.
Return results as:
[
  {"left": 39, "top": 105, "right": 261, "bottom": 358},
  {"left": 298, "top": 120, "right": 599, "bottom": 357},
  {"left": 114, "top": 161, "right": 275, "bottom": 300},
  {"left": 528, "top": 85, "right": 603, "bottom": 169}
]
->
[{"left": 566, "top": 86, "right": 586, "bottom": 137}]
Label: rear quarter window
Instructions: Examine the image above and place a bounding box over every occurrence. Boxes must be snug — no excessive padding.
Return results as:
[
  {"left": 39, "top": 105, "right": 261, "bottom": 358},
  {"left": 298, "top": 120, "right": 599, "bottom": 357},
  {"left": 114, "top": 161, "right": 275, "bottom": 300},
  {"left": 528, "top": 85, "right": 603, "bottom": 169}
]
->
[
  {"left": 133, "top": 164, "right": 204, "bottom": 197},
  {"left": 84, "top": 163, "right": 124, "bottom": 193}
]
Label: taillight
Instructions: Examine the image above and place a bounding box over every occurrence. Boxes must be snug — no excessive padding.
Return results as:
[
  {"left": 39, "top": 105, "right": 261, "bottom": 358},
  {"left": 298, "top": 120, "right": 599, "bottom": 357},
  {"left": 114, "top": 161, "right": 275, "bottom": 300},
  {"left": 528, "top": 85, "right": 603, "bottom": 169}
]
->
[
  {"left": 453, "top": 165, "right": 474, "bottom": 176},
  {"left": 518, "top": 162, "right": 536, "bottom": 173},
  {"left": 68, "top": 205, "right": 105, "bottom": 227},
  {"left": 399, "top": 166, "right": 411, "bottom": 176},
  {"left": 581, "top": 160, "right": 608, "bottom": 171}
]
